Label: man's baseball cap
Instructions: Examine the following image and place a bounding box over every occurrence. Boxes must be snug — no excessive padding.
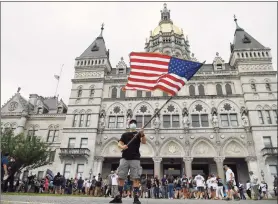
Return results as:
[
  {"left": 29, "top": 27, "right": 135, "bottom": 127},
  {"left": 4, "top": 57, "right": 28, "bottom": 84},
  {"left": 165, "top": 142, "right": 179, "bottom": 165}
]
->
[{"left": 129, "top": 119, "right": 137, "bottom": 125}]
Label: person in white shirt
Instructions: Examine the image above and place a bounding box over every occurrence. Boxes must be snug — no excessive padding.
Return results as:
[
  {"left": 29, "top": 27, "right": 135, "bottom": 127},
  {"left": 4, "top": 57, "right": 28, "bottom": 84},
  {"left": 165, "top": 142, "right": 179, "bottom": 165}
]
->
[
  {"left": 224, "top": 165, "right": 240, "bottom": 201},
  {"left": 245, "top": 180, "right": 251, "bottom": 199},
  {"left": 85, "top": 180, "right": 91, "bottom": 195},
  {"left": 111, "top": 171, "right": 119, "bottom": 198},
  {"left": 206, "top": 176, "right": 212, "bottom": 199},
  {"left": 210, "top": 174, "right": 218, "bottom": 199},
  {"left": 260, "top": 181, "right": 268, "bottom": 199},
  {"left": 194, "top": 174, "right": 205, "bottom": 199}
]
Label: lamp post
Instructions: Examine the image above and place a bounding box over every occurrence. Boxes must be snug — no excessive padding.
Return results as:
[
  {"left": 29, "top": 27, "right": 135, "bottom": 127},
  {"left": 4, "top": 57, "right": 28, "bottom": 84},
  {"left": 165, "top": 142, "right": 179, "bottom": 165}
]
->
[
  {"left": 261, "top": 170, "right": 265, "bottom": 181},
  {"left": 89, "top": 169, "right": 92, "bottom": 180}
]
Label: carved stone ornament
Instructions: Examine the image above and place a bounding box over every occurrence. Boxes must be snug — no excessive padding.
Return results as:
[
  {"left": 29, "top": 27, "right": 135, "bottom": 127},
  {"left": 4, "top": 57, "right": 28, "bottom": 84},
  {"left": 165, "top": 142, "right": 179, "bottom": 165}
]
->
[
  {"left": 245, "top": 156, "right": 257, "bottom": 162},
  {"left": 194, "top": 142, "right": 209, "bottom": 155},
  {"left": 183, "top": 157, "right": 193, "bottom": 162},
  {"left": 153, "top": 157, "right": 162, "bottom": 163},
  {"left": 214, "top": 157, "right": 225, "bottom": 163},
  {"left": 168, "top": 142, "right": 179, "bottom": 154},
  {"left": 225, "top": 142, "right": 243, "bottom": 156},
  {"left": 8, "top": 102, "right": 18, "bottom": 111}
]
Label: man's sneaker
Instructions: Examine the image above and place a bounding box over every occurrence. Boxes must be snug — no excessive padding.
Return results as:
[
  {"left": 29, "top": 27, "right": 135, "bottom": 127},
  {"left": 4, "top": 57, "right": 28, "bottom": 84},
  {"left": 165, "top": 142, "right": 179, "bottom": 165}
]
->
[
  {"left": 109, "top": 195, "right": 122, "bottom": 203},
  {"left": 133, "top": 196, "right": 141, "bottom": 204}
]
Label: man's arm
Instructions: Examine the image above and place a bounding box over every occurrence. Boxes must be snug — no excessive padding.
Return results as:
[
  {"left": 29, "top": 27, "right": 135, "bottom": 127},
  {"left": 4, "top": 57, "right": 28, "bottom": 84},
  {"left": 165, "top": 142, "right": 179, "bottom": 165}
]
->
[
  {"left": 140, "top": 129, "right": 147, "bottom": 144},
  {"left": 118, "top": 141, "right": 128, "bottom": 150}
]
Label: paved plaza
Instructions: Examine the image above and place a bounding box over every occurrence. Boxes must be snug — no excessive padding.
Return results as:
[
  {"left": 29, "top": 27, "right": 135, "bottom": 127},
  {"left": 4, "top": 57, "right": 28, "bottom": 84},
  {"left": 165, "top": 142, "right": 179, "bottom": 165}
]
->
[{"left": 1, "top": 195, "right": 277, "bottom": 204}]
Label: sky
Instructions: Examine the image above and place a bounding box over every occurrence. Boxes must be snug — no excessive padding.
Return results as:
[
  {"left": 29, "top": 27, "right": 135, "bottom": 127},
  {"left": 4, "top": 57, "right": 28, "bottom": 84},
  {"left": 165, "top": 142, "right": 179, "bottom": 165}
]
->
[{"left": 1, "top": 2, "right": 277, "bottom": 106}]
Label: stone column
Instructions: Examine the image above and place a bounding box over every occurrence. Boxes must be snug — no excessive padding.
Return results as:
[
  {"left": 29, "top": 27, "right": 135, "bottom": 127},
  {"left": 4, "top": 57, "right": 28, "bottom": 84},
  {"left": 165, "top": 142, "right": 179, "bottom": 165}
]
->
[
  {"left": 94, "top": 156, "right": 104, "bottom": 175},
  {"left": 245, "top": 156, "right": 259, "bottom": 179},
  {"left": 214, "top": 157, "right": 225, "bottom": 180},
  {"left": 16, "top": 114, "right": 27, "bottom": 135},
  {"left": 153, "top": 157, "right": 162, "bottom": 178},
  {"left": 183, "top": 157, "right": 193, "bottom": 177}
]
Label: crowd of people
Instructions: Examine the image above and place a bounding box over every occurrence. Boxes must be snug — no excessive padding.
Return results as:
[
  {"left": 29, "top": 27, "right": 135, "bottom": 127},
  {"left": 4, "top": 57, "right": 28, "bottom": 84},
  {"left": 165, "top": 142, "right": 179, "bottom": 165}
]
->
[{"left": 1, "top": 152, "right": 278, "bottom": 200}]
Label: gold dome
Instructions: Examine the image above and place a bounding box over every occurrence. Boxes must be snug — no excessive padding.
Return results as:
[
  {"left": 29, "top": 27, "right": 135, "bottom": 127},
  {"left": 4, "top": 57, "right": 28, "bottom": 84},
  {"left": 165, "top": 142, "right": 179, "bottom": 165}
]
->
[{"left": 152, "top": 22, "right": 183, "bottom": 36}]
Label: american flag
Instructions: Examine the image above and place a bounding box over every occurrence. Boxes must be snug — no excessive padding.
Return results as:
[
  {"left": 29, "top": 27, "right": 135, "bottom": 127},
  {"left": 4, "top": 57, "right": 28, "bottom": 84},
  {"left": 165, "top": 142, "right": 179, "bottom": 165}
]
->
[{"left": 123, "top": 52, "right": 205, "bottom": 96}]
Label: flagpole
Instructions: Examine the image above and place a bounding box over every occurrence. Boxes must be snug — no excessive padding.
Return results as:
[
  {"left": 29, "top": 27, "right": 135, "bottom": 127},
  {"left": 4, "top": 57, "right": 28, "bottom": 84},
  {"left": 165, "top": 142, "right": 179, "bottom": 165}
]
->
[
  {"left": 54, "top": 64, "right": 64, "bottom": 97},
  {"left": 123, "top": 96, "right": 173, "bottom": 150}
]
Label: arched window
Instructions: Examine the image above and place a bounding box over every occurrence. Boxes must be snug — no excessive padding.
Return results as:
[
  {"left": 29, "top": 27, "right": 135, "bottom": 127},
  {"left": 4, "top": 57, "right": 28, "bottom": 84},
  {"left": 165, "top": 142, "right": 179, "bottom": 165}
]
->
[
  {"left": 225, "top": 84, "right": 232, "bottom": 95},
  {"left": 257, "top": 110, "right": 264, "bottom": 124},
  {"left": 241, "top": 53, "right": 244, "bottom": 57},
  {"left": 190, "top": 103, "right": 209, "bottom": 127},
  {"left": 120, "top": 87, "right": 125, "bottom": 99},
  {"left": 77, "top": 61, "right": 80, "bottom": 66},
  {"left": 92, "top": 60, "right": 94, "bottom": 65},
  {"left": 137, "top": 90, "right": 143, "bottom": 97},
  {"left": 198, "top": 84, "right": 205, "bottom": 96},
  {"left": 189, "top": 85, "right": 195, "bottom": 96},
  {"left": 162, "top": 104, "right": 180, "bottom": 128},
  {"left": 47, "top": 125, "right": 59, "bottom": 142},
  {"left": 79, "top": 114, "right": 84, "bottom": 127},
  {"left": 111, "top": 87, "right": 117, "bottom": 98},
  {"left": 254, "top": 52, "right": 257, "bottom": 57},
  {"left": 219, "top": 103, "right": 238, "bottom": 127},
  {"left": 86, "top": 114, "right": 91, "bottom": 127},
  {"left": 216, "top": 84, "right": 223, "bottom": 95},
  {"left": 258, "top": 52, "right": 261, "bottom": 57},
  {"left": 262, "top": 52, "right": 265, "bottom": 57},
  {"left": 245, "top": 53, "right": 248, "bottom": 57},
  {"left": 77, "top": 87, "right": 82, "bottom": 97},
  {"left": 80, "top": 61, "right": 83, "bottom": 66},
  {"left": 250, "top": 52, "right": 252, "bottom": 57},
  {"left": 28, "top": 126, "right": 39, "bottom": 137},
  {"left": 72, "top": 115, "right": 78, "bottom": 127},
  {"left": 84, "top": 61, "right": 87, "bottom": 66},
  {"left": 251, "top": 82, "right": 256, "bottom": 92},
  {"left": 108, "top": 105, "right": 125, "bottom": 128},
  {"left": 266, "top": 83, "right": 271, "bottom": 91},
  {"left": 266, "top": 52, "right": 269, "bottom": 57},
  {"left": 237, "top": 53, "right": 240, "bottom": 57},
  {"left": 90, "top": 87, "right": 95, "bottom": 98}
]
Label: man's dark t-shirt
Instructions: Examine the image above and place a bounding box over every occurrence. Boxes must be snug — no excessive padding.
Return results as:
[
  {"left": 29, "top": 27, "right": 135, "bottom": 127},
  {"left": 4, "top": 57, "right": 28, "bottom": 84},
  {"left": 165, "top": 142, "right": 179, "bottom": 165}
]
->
[{"left": 120, "top": 131, "right": 141, "bottom": 160}]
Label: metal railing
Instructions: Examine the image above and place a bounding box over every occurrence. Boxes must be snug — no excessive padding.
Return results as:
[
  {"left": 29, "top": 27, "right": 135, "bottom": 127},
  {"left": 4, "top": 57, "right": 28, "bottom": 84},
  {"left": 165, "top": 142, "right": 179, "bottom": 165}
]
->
[
  {"left": 59, "top": 148, "right": 90, "bottom": 156},
  {"left": 261, "top": 147, "right": 278, "bottom": 156}
]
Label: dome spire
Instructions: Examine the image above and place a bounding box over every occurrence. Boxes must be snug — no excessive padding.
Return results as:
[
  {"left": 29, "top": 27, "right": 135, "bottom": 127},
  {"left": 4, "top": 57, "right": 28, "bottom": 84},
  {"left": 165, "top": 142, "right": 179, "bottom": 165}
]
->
[
  {"left": 234, "top": 15, "right": 244, "bottom": 31},
  {"left": 160, "top": 3, "right": 171, "bottom": 23},
  {"left": 98, "top": 23, "right": 104, "bottom": 38}
]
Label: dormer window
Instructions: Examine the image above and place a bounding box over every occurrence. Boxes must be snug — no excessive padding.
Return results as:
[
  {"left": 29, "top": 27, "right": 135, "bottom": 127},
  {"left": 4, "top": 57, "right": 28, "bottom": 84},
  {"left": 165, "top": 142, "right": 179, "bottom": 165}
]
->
[
  {"left": 91, "top": 43, "right": 99, "bottom": 51},
  {"left": 57, "top": 107, "right": 63, "bottom": 114},
  {"left": 38, "top": 107, "right": 43, "bottom": 114},
  {"left": 216, "top": 64, "right": 222, "bottom": 70},
  {"left": 119, "top": 68, "right": 124, "bottom": 74},
  {"left": 242, "top": 35, "right": 251, "bottom": 43}
]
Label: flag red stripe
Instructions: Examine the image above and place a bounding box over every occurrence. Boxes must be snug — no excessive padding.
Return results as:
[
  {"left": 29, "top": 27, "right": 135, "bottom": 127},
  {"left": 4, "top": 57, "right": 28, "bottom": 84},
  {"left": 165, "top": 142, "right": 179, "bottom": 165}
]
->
[
  {"left": 130, "top": 52, "right": 171, "bottom": 59},
  {"left": 125, "top": 83, "right": 176, "bottom": 96},
  {"left": 130, "top": 71, "right": 162, "bottom": 77},
  {"left": 127, "top": 76, "right": 183, "bottom": 91},
  {"left": 131, "top": 65, "right": 168, "bottom": 73},
  {"left": 130, "top": 58, "right": 169, "bottom": 66}
]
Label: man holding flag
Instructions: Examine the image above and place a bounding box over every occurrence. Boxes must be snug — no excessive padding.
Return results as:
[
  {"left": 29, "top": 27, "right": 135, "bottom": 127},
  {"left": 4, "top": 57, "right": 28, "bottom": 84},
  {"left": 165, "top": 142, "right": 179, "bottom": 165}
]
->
[{"left": 109, "top": 52, "right": 204, "bottom": 204}]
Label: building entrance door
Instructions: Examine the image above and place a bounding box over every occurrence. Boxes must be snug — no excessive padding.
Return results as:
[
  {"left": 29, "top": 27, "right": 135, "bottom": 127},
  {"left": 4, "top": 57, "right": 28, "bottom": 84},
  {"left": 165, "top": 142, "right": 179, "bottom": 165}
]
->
[{"left": 163, "top": 164, "right": 182, "bottom": 178}]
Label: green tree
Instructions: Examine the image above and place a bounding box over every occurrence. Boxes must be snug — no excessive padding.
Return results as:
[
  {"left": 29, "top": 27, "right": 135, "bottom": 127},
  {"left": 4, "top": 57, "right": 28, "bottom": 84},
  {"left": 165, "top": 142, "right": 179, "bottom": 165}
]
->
[{"left": 1, "top": 129, "right": 52, "bottom": 172}]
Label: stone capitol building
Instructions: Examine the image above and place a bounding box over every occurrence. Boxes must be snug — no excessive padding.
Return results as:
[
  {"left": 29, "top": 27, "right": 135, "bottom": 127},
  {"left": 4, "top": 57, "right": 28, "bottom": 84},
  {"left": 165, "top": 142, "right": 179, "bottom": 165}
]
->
[{"left": 1, "top": 4, "right": 277, "bottom": 190}]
